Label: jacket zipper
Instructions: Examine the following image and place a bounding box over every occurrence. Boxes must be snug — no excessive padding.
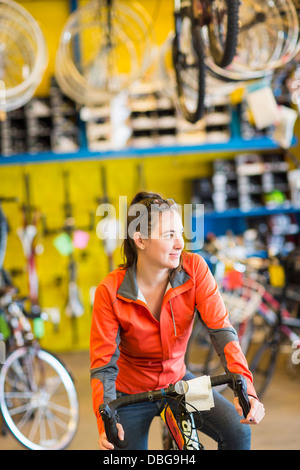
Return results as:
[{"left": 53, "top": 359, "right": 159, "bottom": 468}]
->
[{"left": 169, "top": 299, "right": 177, "bottom": 337}]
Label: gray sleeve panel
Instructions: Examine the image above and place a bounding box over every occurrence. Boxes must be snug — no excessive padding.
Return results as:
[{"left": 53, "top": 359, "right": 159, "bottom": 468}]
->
[
  {"left": 207, "top": 326, "right": 239, "bottom": 372},
  {"left": 90, "top": 326, "right": 121, "bottom": 404},
  {"left": 208, "top": 327, "right": 239, "bottom": 354},
  {"left": 196, "top": 309, "right": 239, "bottom": 371}
]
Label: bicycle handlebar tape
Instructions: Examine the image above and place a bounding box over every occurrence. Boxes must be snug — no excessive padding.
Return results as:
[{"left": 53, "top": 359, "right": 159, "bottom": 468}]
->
[
  {"left": 210, "top": 373, "right": 251, "bottom": 418},
  {"left": 99, "top": 404, "right": 129, "bottom": 449}
]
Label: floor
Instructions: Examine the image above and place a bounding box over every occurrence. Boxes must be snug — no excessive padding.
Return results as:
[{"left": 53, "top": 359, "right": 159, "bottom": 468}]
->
[{"left": 0, "top": 350, "right": 299, "bottom": 451}]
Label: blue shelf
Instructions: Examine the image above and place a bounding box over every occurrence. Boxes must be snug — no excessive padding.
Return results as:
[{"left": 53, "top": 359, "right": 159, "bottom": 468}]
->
[
  {"left": 192, "top": 205, "right": 300, "bottom": 238},
  {"left": 203, "top": 205, "right": 300, "bottom": 219},
  {"left": 0, "top": 136, "right": 291, "bottom": 166}
]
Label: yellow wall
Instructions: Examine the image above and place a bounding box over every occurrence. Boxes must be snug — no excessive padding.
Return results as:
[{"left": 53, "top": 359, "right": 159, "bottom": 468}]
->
[{"left": 1, "top": 151, "right": 216, "bottom": 351}]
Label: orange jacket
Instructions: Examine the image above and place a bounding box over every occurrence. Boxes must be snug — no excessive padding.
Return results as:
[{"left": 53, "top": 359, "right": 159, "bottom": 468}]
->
[{"left": 90, "top": 252, "right": 257, "bottom": 435}]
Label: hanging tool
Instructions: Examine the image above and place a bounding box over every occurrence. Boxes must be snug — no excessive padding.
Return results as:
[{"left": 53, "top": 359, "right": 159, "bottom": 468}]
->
[
  {"left": 96, "top": 165, "right": 120, "bottom": 273},
  {"left": 17, "top": 173, "right": 40, "bottom": 305},
  {"left": 42, "top": 170, "right": 94, "bottom": 345}
]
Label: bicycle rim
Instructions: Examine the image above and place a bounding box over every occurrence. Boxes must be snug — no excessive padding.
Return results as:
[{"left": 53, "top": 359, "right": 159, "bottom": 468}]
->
[
  {"left": 0, "top": 347, "right": 79, "bottom": 450},
  {"left": 206, "top": 0, "right": 239, "bottom": 67},
  {"left": 173, "top": 9, "right": 205, "bottom": 123},
  {"left": 0, "top": 0, "right": 48, "bottom": 111}
]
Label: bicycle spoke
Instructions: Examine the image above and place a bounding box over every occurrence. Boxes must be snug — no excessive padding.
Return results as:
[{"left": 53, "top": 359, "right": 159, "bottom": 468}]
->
[
  {"left": 47, "top": 401, "right": 72, "bottom": 416},
  {"left": 45, "top": 408, "right": 69, "bottom": 431},
  {"left": 27, "top": 407, "right": 42, "bottom": 443},
  {"left": 7, "top": 402, "right": 33, "bottom": 417},
  {"left": 44, "top": 375, "right": 65, "bottom": 397},
  {"left": 9, "top": 358, "right": 30, "bottom": 388}
]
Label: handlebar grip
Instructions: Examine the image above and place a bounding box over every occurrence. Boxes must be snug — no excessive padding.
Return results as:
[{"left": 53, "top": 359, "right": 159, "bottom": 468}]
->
[
  {"left": 210, "top": 373, "right": 233, "bottom": 387},
  {"left": 210, "top": 373, "right": 251, "bottom": 418},
  {"left": 99, "top": 404, "right": 129, "bottom": 449}
]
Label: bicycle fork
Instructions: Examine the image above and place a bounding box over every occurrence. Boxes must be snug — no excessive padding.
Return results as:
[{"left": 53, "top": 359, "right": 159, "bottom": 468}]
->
[
  {"left": 161, "top": 401, "right": 203, "bottom": 450},
  {"left": 178, "top": 412, "right": 203, "bottom": 450}
]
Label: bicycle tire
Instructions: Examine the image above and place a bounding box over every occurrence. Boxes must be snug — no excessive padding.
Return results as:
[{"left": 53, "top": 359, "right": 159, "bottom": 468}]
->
[
  {"left": 172, "top": 7, "right": 205, "bottom": 123},
  {"left": 249, "top": 339, "right": 279, "bottom": 399},
  {"left": 0, "top": 346, "right": 79, "bottom": 450},
  {"left": 207, "top": 0, "right": 239, "bottom": 68}
]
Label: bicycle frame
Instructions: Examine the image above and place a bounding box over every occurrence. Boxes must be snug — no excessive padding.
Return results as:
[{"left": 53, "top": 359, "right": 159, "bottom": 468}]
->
[
  {"left": 160, "top": 398, "right": 202, "bottom": 450},
  {"left": 257, "top": 286, "right": 300, "bottom": 347}
]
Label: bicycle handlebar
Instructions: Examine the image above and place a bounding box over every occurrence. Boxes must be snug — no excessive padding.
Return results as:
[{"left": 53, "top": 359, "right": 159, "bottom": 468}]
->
[{"left": 99, "top": 372, "right": 251, "bottom": 449}]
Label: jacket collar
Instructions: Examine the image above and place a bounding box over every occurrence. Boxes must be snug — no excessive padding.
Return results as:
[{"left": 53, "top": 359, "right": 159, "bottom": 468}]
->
[{"left": 117, "top": 263, "right": 191, "bottom": 301}]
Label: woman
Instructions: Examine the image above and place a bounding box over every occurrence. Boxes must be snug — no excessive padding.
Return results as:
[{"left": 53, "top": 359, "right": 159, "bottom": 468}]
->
[{"left": 90, "top": 191, "right": 265, "bottom": 450}]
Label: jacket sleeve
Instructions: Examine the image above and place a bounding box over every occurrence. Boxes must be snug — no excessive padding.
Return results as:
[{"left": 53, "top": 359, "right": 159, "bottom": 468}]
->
[
  {"left": 193, "top": 254, "right": 257, "bottom": 399},
  {"left": 90, "top": 284, "right": 121, "bottom": 435}
]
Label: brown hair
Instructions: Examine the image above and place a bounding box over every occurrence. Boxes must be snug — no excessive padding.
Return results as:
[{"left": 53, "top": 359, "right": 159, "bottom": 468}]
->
[{"left": 119, "top": 191, "right": 184, "bottom": 279}]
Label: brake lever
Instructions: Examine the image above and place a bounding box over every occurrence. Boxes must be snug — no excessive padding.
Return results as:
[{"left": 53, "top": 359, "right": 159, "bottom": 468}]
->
[
  {"left": 232, "top": 374, "right": 251, "bottom": 419},
  {"left": 99, "top": 403, "right": 129, "bottom": 449}
]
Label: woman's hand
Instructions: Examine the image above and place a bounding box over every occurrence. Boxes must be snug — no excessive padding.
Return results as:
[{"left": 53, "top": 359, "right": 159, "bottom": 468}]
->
[
  {"left": 234, "top": 396, "right": 265, "bottom": 424},
  {"left": 98, "top": 423, "right": 125, "bottom": 450}
]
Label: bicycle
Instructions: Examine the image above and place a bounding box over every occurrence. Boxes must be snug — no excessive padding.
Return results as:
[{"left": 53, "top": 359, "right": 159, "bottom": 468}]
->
[
  {"left": 0, "top": 199, "right": 79, "bottom": 450},
  {"left": 99, "top": 372, "right": 250, "bottom": 450},
  {"left": 172, "top": 0, "right": 239, "bottom": 123},
  {"left": 55, "top": 0, "right": 155, "bottom": 106},
  {"left": 196, "top": 234, "right": 300, "bottom": 398},
  {"left": 0, "top": 285, "right": 80, "bottom": 450},
  {"left": 0, "top": 0, "right": 48, "bottom": 114},
  {"left": 248, "top": 270, "right": 300, "bottom": 399},
  {"left": 185, "top": 258, "right": 264, "bottom": 380}
]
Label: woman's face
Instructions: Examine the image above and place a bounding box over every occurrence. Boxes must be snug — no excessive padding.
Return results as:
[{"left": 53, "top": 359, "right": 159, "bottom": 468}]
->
[{"left": 138, "top": 209, "right": 184, "bottom": 270}]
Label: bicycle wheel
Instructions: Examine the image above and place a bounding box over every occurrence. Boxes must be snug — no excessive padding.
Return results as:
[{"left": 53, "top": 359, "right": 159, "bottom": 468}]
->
[
  {"left": 172, "top": 6, "right": 205, "bottom": 123},
  {"left": 194, "top": 0, "right": 239, "bottom": 67},
  {"left": 0, "top": 346, "right": 79, "bottom": 450},
  {"left": 249, "top": 338, "right": 279, "bottom": 399},
  {"left": 209, "top": 0, "right": 239, "bottom": 67},
  {"left": 0, "top": 0, "right": 48, "bottom": 112},
  {"left": 55, "top": 0, "right": 155, "bottom": 106},
  {"left": 205, "top": 0, "right": 299, "bottom": 81}
]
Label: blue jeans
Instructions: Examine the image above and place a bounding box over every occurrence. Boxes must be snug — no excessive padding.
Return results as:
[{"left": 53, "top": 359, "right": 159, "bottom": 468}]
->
[{"left": 116, "top": 372, "right": 251, "bottom": 450}]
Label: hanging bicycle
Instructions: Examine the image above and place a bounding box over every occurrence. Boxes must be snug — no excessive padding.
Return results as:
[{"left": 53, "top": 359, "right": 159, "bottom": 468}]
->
[
  {"left": 0, "top": 0, "right": 48, "bottom": 114},
  {"left": 55, "top": 0, "right": 155, "bottom": 106},
  {"left": 205, "top": 0, "right": 300, "bottom": 82},
  {"left": 172, "top": 0, "right": 240, "bottom": 123}
]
